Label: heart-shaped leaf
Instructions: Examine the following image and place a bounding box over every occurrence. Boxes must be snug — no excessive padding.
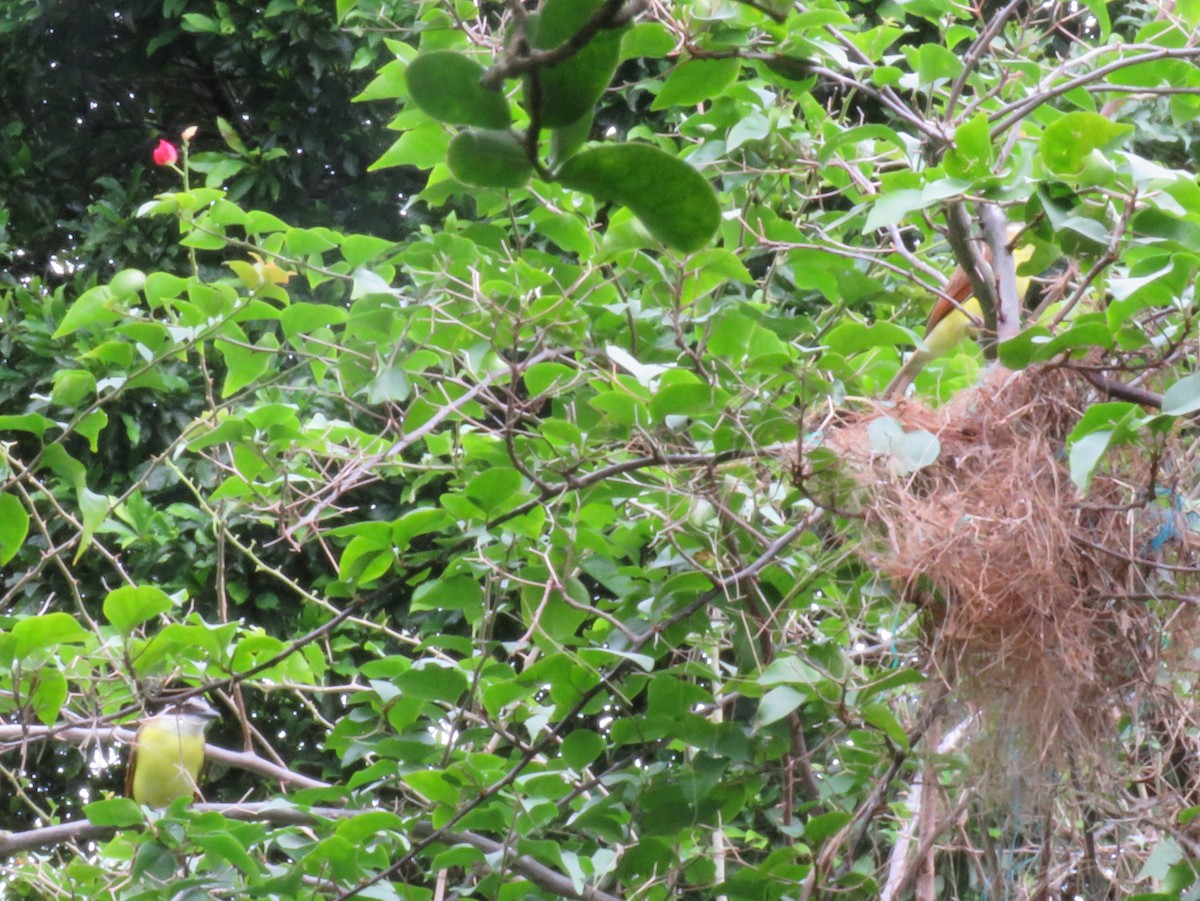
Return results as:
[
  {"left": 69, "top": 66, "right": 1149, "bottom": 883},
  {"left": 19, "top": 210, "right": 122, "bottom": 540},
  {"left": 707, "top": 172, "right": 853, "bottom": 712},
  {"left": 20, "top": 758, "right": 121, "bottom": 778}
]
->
[
  {"left": 1040, "top": 111, "right": 1132, "bottom": 175},
  {"left": 867, "top": 417, "right": 941, "bottom": 475}
]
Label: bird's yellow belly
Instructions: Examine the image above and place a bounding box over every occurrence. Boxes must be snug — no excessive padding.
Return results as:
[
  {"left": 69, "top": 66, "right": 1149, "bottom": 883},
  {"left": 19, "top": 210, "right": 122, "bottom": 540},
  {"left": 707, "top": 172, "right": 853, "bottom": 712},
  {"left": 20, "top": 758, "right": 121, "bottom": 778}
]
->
[{"left": 131, "top": 725, "right": 205, "bottom": 807}]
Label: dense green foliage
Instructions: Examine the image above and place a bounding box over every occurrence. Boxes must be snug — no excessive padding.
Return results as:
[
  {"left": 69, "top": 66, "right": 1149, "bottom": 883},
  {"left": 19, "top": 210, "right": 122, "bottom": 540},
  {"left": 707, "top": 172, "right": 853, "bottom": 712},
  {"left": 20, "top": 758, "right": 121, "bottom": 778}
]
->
[
  {"left": 0, "top": 0, "right": 414, "bottom": 281},
  {"left": 2, "top": 0, "right": 1200, "bottom": 898}
]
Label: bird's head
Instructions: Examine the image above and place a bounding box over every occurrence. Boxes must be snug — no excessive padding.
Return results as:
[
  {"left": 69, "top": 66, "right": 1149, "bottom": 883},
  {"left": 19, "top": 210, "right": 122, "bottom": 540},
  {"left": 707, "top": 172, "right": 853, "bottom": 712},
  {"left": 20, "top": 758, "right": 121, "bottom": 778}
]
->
[{"left": 152, "top": 696, "right": 220, "bottom": 734}]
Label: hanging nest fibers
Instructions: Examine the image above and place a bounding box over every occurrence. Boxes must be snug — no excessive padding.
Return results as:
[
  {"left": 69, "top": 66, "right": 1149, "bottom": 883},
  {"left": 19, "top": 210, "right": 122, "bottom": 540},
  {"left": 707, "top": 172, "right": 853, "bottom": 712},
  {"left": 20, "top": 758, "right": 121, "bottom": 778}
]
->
[{"left": 820, "top": 365, "right": 1198, "bottom": 768}]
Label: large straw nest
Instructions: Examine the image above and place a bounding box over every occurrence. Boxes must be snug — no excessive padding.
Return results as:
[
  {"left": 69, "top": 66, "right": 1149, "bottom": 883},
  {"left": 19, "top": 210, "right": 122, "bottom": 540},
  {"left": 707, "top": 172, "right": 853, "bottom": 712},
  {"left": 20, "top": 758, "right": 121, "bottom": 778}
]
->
[{"left": 823, "top": 365, "right": 1193, "bottom": 766}]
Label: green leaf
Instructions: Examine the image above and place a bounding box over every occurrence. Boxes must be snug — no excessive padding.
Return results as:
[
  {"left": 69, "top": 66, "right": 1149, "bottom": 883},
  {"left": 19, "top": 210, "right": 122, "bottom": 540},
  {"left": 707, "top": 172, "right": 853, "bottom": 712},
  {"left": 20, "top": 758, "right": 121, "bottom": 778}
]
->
[
  {"left": 341, "top": 235, "right": 396, "bottom": 268},
  {"left": 104, "top": 585, "right": 174, "bottom": 636},
  {"left": 1162, "top": 371, "right": 1200, "bottom": 416},
  {"left": 864, "top": 190, "right": 924, "bottom": 232},
  {"left": 395, "top": 662, "right": 469, "bottom": 701},
  {"left": 338, "top": 535, "right": 395, "bottom": 586},
  {"left": 533, "top": 208, "right": 594, "bottom": 256},
  {"left": 75, "top": 488, "right": 113, "bottom": 564},
  {"left": 53, "top": 286, "right": 122, "bottom": 339},
  {"left": 143, "top": 271, "right": 190, "bottom": 307},
  {"left": 806, "top": 810, "right": 852, "bottom": 842},
  {"left": 446, "top": 129, "right": 533, "bottom": 189},
  {"left": 728, "top": 111, "right": 770, "bottom": 151},
  {"left": 412, "top": 575, "right": 484, "bottom": 625},
  {"left": 180, "top": 227, "right": 226, "bottom": 251},
  {"left": 76, "top": 410, "right": 108, "bottom": 452},
  {"left": 530, "top": 0, "right": 625, "bottom": 129},
  {"left": 1066, "top": 402, "right": 1140, "bottom": 490},
  {"left": 1079, "top": 0, "right": 1111, "bottom": 38},
  {"left": 550, "top": 110, "right": 594, "bottom": 168},
  {"left": 50, "top": 369, "right": 96, "bottom": 408},
  {"left": 193, "top": 831, "right": 259, "bottom": 876},
  {"left": 369, "top": 123, "right": 451, "bottom": 171},
  {"left": 859, "top": 668, "right": 926, "bottom": 702},
  {"left": 182, "top": 12, "right": 225, "bottom": 33},
  {"left": 216, "top": 332, "right": 278, "bottom": 397},
  {"left": 405, "top": 51, "right": 511, "bottom": 129},
  {"left": 1136, "top": 837, "right": 1184, "bottom": 882},
  {"left": 465, "top": 467, "right": 522, "bottom": 514},
  {"left": 757, "top": 685, "right": 806, "bottom": 726},
  {"left": 620, "top": 22, "right": 676, "bottom": 60},
  {"left": 404, "top": 770, "right": 461, "bottom": 805},
  {"left": 41, "top": 445, "right": 86, "bottom": 492},
  {"left": 31, "top": 668, "right": 68, "bottom": 726},
  {"left": 521, "top": 577, "right": 591, "bottom": 645},
  {"left": 867, "top": 417, "right": 941, "bottom": 475},
  {"left": 651, "top": 378, "right": 722, "bottom": 420},
  {"left": 0, "top": 413, "right": 58, "bottom": 437},
  {"left": 557, "top": 144, "right": 720, "bottom": 252},
  {"left": 109, "top": 269, "right": 147, "bottom": 297},
  {"left": 391, "top": 507, "right": 452, "bottom": 550},
  {"left": 231, "top": 634, "right": 286, "bottom": 673},
  {"left": 651, "top": 58, "right": 741, "bottom": 110},
  {"left": 524, "top": 361, "right": 577, "bottom": 395},
  {"left": 12, "top": 612, "right": 89, "bottom": 658},
  {"left": 1040, "top": 111, "right": 1133, "bottom": 175},
  {"left": 944, "top": 113, "right": 992, "bottom": 178},
  {"left": 350, "top": 267, "right": 396, "bottom": 300},
  {"left": 84, "top": 798, "right": 144, "bottom": 828},
  {"left": 906, "top": 43, "right": 962, "bottom": 85},
  {"left": 861, "top": 702, "right": 909, "bottom": 748},
  {"left": 561, "top": 729, "right": 605, "bottom": 769},
  {"left": 280, "top": 303, "right": 349, "bottom": 339},
  {"left": 824, "top": 320, "right": 915, "bottom": 354},
  {"left": 0, "top": 494, "right": 30, "bottom": 566},
  {"left": 759, "top": 656, "right": 824, "bottom": 686},
  {"left": 335, "top": 811, "right": 405, "bottom": 843},
  {"left": 358, "top": 60, "right": 410, "bottom": 102},
  {"left": 284, "top": 227, "right": 339, "bottom": 257},
  {"left": 216, "top": 115, "right": 249, "bottom": 156}
]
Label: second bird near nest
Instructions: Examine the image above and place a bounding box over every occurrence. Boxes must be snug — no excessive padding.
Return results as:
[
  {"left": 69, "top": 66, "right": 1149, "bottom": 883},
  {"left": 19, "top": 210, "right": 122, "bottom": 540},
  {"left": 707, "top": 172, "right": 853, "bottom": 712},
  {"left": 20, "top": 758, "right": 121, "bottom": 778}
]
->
[{"left": 883, "top": 225, "right": 1035, "bottom": 400}]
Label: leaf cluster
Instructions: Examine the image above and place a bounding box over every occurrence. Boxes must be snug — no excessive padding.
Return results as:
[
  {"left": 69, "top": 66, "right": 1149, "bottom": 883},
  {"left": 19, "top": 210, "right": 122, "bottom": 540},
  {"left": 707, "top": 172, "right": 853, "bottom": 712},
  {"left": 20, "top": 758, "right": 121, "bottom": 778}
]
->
[{"left": 1, "top": 0, "right": 1200, "bottom": 898}]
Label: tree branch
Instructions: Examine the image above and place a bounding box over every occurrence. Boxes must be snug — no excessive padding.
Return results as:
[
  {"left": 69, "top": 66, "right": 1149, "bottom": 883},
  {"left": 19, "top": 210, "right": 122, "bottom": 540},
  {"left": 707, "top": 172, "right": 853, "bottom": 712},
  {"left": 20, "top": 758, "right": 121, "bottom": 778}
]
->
[
  {"left": 481, "top": 0, "right": 639, "bottom": 90},
  {"left": 981, "top": 204, "right": 1021, "bottom": 344},
  {"left": 0, "top": 723, "right": 328, "bottom": 791},
  {"left": 0, "top": 805, "right": 622, "bottom": 901},
  {"left": 944, "top": 201, "right": 997, "bottom": 340}
]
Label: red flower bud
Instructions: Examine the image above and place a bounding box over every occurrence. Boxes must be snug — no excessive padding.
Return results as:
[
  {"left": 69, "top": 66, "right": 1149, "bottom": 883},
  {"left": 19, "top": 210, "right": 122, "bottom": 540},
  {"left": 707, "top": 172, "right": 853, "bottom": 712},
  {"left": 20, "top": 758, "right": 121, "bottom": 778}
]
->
[{"left": 152, "top": 139, "right": 178, "bottom": 167}]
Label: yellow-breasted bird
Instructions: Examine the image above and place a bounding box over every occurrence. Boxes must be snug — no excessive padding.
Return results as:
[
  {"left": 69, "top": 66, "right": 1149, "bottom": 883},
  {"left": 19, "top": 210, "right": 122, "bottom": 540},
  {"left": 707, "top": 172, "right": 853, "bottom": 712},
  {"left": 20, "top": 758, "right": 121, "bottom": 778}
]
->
[
  {"left": 884, "top": 228, "right": 1034, "bottom": 399},
  {"left": 126, "top": 696, "right": 220, "bottom": 807}
]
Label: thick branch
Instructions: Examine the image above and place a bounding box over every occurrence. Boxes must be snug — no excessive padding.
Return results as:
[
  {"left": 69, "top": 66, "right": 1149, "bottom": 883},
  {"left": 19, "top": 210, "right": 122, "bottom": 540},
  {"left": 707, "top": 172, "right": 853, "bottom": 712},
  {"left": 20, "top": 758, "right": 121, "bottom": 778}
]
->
[
  {"left": 944, "top": 202, "right": 997, "bottom": 341},
  {"left": 1079, "top": 370, "right": 1163, "bottom": 408},
  {"left": 981, "top": 204, "right": 1021, "bottom": 343}
]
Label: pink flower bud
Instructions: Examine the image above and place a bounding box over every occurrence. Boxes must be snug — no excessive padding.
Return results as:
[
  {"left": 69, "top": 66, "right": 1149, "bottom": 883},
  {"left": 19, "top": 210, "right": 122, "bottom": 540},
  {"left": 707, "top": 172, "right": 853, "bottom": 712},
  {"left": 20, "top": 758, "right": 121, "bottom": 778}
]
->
[{"left": 152, "top": 139, "right": 178, "bottom": 167}]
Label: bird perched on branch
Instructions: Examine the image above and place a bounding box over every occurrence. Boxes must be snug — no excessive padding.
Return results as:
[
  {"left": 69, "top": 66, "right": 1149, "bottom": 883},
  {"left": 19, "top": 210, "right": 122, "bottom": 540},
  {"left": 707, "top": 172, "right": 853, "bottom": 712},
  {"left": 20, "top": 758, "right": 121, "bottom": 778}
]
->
[
  {"left": 126, "top": 696, "right": 220, "bottom": 807},
  {"left": 884, "top": 226, "right": 1034, "bottom": 399}
]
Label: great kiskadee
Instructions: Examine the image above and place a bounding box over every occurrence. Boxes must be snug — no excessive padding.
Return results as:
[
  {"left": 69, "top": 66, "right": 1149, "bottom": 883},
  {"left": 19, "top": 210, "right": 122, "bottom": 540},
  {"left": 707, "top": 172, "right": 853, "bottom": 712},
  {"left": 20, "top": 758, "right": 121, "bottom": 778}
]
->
[
  {"left": 126, "top": 697, "right": 220, "bottom": 807},
  {"left": 884, "top": 226, "right": 1034, "bottom": 399}
]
